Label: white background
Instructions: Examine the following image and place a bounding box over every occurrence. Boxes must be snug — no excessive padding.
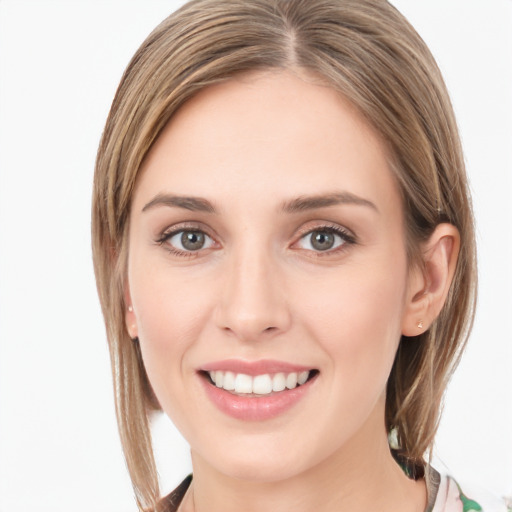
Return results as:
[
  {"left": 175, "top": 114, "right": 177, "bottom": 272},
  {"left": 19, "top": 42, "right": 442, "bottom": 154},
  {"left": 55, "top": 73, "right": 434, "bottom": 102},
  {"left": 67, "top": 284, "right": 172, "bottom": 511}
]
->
[{"left": 0, "top": 1, "right": 511, "bottom": 511}]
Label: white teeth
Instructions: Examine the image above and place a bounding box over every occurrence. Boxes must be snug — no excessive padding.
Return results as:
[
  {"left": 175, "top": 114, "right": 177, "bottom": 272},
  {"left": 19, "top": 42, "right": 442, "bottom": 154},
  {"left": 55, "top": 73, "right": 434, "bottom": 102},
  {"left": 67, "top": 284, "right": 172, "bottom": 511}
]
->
[
  {"left": 272, "top": 373, "right": 286, "bottom": 392},
  {"left": 253, "top": 374, "right": 273, "bottom": 395},
  {"left": 223, "top": 371, "right": 236, "bottom": 391},
  {"left": 234, "top": 373, "right": 253, "bottom": 394},
  {"left": 298, "top": 371, "right": 309, "bottom": 385},
  {"left": 286, "top": 372, "right": 298, "bottom": 389},
  {"left": 208, "top": 370, "right": 312, "bottom": 395}
]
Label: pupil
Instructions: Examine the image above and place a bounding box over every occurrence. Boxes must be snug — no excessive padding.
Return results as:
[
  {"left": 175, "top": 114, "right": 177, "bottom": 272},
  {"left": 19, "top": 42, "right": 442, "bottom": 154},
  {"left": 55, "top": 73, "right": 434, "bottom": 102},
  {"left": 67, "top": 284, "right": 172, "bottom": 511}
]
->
[
  {"left": 181, "top": 231, "right": 205, "bottom": 251},
  {"left": 311, "top": 231, "right": 334, "bottom": 251}
]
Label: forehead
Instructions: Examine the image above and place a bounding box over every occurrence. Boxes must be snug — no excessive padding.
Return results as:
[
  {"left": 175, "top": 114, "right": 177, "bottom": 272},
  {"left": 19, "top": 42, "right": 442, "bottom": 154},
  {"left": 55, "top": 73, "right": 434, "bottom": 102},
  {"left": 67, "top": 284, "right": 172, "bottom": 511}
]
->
[{"left": 134, "top": 70, "right": 400, "bottom": 214}]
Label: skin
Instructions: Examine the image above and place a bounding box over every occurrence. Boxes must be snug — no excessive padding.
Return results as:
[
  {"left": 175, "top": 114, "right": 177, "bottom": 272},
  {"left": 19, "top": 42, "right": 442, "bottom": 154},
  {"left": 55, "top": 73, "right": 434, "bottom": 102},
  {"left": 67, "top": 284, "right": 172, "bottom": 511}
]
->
[{"left": 125, "top": 70, "right": 459, "bottom": 512}]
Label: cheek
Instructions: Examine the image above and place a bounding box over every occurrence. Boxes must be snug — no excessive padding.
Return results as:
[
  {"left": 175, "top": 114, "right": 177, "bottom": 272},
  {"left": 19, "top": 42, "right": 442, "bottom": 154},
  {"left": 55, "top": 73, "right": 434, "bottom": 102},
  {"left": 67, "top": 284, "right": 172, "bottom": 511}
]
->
[
  {"left": 129, "top": 263, "right": 213, "bottom": 402},
  {"left": 297, "top": 260, "right": 407, "bottom": 390}
]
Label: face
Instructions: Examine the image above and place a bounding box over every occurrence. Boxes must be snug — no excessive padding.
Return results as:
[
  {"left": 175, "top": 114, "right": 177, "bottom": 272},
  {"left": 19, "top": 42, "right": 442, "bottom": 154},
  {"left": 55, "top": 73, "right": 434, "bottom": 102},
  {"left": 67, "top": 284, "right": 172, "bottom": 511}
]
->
[{"left": 126, "top": 70, "right": 417, "bottom": 482}]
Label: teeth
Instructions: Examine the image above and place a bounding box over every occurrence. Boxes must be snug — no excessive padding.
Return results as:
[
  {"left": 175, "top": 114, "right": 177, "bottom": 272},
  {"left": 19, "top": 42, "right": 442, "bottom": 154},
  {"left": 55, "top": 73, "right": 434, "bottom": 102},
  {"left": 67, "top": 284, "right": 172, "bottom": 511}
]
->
[
  {"left": 234, "top": 373, "right": 253, "bottom": 394},
  {"left": 298, "top": 371, "right": 309, "bottom": 385},
  {"left": 272, "top": 373, "right": 286, "bottom": 392},
  {"left": 223, "top": 371, "right": 236, "bottom": 391},
  {"left": 253, "top": 374, "right": 272, "bottom": 395},
  {"left": 286, "top": 372, "right": 298, "bottom": 389},
  {"left": 208, "top": 370, "right": 312, "bottom": 395},
  {"left": 214, "top": 370, "right": 224, "bottom": 388}
]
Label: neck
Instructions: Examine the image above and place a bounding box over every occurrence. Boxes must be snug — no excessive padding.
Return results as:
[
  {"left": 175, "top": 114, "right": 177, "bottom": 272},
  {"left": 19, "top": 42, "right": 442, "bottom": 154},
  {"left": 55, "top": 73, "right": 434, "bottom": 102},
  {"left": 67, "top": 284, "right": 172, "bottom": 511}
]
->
[{"left": 181, "top": 415, "right": 426, "bottom": 512}]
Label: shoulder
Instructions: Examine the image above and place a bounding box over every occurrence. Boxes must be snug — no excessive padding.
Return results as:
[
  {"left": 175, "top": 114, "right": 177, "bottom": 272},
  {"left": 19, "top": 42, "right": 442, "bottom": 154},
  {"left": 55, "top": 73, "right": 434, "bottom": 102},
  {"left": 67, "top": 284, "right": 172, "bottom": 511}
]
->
[{"left": 431, "top": 474, "right": 512, "bottom": 512}]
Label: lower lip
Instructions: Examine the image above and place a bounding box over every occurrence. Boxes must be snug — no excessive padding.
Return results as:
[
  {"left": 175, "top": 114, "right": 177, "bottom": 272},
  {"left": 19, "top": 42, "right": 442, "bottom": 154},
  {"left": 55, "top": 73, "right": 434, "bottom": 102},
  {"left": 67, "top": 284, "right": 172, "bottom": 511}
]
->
[{"left": 200, "top": 374, "right": 317, "bottom": 421}]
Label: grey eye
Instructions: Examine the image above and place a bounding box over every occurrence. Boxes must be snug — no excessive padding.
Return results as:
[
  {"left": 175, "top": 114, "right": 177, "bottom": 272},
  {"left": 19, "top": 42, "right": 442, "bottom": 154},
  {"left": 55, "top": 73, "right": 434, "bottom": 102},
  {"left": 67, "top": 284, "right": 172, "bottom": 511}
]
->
[
  {"left": 181, "top": 231, "right": 205, "bottom": 251},
  {"left": 310, "top": 231, "right": 335, "bottom": 251},
  {"left": 168, "top": 230, "right": 214, "bottom": 252},
  {"left": 298, "top": 230, "right": 345, "bottom": 252}
]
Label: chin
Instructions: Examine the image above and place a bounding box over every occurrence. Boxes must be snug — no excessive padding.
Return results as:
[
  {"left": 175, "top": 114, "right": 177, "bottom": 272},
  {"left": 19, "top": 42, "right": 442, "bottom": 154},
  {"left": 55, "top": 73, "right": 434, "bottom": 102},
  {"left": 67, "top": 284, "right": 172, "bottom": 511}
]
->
[
  {"left": 219, "top": 457, "right": 304, "bottom": 483},
  {"left": 193, "top": 438, "right": 312, "bottom": 483}
]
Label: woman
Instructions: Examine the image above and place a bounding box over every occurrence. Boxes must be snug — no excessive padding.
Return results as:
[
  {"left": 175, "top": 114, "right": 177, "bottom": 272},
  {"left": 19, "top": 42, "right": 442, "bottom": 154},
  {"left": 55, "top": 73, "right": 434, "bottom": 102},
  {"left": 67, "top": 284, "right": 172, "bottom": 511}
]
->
[{"left": 91, "top": 1, "right": 509, "bottom": 511}]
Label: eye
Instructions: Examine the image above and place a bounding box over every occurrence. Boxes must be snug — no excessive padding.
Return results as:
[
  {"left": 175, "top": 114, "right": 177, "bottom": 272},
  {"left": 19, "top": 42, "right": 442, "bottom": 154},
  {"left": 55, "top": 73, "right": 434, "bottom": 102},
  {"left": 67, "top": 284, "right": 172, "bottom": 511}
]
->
[
  {"left": 297, "top": 227, "right": 353, "bottom": 252},
  {"left": 163, "top": 229, "right": 215, "bottom": 253}
]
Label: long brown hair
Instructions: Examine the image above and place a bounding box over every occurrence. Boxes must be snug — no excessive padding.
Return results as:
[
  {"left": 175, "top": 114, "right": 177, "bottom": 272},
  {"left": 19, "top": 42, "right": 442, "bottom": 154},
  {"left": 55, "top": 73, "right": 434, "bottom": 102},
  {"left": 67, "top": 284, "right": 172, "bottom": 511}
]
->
[{"left": 92, "top": 0, "right": 477, "bottom": 509}]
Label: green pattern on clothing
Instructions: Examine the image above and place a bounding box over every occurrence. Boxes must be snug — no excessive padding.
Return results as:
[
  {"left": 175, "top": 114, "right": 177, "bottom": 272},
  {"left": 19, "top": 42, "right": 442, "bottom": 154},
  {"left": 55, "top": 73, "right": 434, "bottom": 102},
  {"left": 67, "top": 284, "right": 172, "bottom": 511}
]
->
[{"left": 456, "top": 482, "right": 483, "bottom": 512}]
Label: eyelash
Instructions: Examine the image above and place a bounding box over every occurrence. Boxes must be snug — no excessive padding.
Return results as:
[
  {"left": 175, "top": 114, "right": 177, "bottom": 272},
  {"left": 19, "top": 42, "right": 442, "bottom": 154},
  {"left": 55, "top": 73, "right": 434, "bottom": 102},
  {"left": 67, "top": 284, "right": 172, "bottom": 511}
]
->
[
  {"left": 156, "top": 223, "right": 356, "bottom": 258},
  {"left": 293, "top": 224, "right": 356, "bottom": 257},
  {"left": 156, "top": 223, "right": 216, "bottom": 258}
]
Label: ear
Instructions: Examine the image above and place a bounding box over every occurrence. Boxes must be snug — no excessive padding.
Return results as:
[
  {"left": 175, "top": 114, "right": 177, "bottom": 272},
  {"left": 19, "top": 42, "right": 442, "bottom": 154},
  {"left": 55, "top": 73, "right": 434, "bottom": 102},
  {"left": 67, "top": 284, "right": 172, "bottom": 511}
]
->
[
  {"left": 124, "top": 282, "right": 138, "bottom": 339},
  {"left": 401, "top": 223, "right": 460, "bottom": 336}
]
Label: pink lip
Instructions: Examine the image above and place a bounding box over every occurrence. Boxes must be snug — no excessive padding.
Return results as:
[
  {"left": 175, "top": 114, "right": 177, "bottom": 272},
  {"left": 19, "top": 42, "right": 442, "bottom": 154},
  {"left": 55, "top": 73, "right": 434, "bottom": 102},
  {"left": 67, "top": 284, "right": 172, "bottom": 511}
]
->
[
  {"left": 198, "top": 360, "right": 318, "bottom": 421},
  {"left": 200, "top": 359, "right": 312, "bottom": 376}
]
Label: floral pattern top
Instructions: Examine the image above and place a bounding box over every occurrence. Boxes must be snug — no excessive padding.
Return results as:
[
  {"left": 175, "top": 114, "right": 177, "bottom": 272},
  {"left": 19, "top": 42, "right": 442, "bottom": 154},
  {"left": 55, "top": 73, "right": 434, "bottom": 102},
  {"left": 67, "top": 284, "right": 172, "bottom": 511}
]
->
[{"left": 430, "top": 474, "right": 512, "bottom": 512}]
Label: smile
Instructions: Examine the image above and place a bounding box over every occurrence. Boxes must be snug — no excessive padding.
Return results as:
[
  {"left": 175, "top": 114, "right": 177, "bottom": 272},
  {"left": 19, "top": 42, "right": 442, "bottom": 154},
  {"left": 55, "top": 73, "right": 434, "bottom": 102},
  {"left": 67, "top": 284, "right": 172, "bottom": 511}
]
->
[
  {"left": 199, "top": 360, "right": 319, "bottom": 421},
  {"left": 208, "top": 370, "right": 312, "bottom": 395}
]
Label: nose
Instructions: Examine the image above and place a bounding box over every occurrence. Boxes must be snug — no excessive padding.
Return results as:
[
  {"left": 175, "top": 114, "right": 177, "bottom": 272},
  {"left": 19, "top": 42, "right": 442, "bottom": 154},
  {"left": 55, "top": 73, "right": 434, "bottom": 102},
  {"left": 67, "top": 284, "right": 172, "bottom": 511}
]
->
[{"left": 214, "top": 246, "right": 292, "bottom": 342}]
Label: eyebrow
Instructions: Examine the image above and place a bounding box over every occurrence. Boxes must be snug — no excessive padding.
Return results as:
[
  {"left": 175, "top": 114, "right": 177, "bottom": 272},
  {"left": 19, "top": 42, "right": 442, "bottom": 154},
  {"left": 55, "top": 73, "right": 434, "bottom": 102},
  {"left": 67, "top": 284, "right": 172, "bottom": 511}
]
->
[
  {"left": 141, "top": 191, "right": 378, "bottom": 215},
  {"left": 281, "top": 192, "right": 378, "bottom": 214},
  {"left": 142, "top": 194, "right": 217, "bottom": 213}
]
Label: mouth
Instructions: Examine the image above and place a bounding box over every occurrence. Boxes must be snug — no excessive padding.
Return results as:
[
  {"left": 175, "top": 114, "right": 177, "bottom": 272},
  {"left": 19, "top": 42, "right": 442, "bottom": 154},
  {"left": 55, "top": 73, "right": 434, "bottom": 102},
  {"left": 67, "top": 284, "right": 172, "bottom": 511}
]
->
[
  {"left": 202, "top": 369, "right": 319, "bottom": 396},
  {"left": 197, "top": 361, "right": 319, "bottom": 420}
]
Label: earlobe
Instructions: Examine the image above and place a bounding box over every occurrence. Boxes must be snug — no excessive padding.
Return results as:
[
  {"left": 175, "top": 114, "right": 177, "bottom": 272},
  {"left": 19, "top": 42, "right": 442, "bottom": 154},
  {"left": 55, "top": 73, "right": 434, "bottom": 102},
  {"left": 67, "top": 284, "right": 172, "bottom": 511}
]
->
[
  {"left": 402, "top": 223, "right": 460, "bottom": 336},
  {"left": 124, "top": 283, "right": 138, "bottom": 339}
]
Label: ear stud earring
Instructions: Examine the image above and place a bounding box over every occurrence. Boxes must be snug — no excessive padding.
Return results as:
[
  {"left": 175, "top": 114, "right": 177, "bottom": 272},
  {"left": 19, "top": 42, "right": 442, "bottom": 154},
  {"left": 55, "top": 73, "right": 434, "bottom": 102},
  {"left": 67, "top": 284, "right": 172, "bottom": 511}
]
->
[
  {"left": 417, "top": 321, "right": 423, "bottom": 329},
  {"left": 128, "top": 305, "right": 133, "bottom": 312}
]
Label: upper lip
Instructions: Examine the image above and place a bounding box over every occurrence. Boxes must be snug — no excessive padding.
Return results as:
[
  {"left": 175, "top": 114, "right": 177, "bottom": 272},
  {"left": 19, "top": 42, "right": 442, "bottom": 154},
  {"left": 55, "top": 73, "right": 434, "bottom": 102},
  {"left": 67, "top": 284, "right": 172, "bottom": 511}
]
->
[{"left": 200, "top": 359, "right": 314, "bottom": 376}]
